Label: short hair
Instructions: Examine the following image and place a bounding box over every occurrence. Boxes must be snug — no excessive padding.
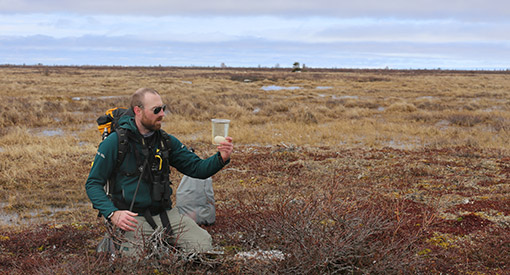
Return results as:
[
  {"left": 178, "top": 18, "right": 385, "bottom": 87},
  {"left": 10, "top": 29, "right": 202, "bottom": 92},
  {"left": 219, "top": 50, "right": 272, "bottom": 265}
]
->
[{"left": 130, "top": 88, "right": 160, "bottom": 109}]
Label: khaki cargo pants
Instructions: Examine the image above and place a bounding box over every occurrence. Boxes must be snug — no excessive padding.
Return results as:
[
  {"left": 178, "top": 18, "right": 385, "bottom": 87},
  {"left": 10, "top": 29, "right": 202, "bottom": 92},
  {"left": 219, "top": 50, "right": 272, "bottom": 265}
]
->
[{"left": 118, "top": 208, "right": 212, "bottom": 257}]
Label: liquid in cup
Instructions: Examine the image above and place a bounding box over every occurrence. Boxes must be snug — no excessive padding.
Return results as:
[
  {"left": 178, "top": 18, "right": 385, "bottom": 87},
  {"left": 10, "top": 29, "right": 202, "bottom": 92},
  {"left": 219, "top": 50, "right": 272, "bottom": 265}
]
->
[{"left": 211, "top": 119, "right": 230, "bottom": 145}]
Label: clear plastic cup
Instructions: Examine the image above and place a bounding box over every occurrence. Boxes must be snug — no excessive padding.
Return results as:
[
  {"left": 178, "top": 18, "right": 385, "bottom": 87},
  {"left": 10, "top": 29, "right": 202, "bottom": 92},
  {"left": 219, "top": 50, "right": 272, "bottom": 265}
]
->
[{"left": 211, "top": 119, "right": 230, "bottom": 145}]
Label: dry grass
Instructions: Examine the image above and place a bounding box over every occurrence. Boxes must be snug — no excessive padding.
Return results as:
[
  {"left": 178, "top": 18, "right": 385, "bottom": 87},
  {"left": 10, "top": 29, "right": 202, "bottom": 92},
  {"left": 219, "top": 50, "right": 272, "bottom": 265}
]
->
[
  {"left": 1, "top": 66, "right": 509, "bottom": 149},
  {"left": 0, "top": 66, "right": 509, "bottom": 273}
]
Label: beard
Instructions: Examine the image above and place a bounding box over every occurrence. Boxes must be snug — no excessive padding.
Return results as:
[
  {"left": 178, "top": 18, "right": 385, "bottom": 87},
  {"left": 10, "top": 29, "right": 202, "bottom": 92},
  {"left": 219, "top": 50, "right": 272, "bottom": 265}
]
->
[{"left": 140, "top": 113, "right": 163, "bottom": 132}]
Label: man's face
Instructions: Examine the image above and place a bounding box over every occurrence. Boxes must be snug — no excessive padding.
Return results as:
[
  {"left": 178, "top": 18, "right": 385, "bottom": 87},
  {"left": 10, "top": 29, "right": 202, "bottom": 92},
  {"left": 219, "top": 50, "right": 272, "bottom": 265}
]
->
[{"left": 139, "top": 93, "right": 166, "bottom": 132}]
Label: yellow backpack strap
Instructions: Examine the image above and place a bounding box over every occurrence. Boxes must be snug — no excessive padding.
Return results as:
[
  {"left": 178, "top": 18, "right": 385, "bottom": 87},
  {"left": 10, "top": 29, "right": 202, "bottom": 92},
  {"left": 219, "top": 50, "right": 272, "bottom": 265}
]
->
[{"left": 105, "top": 107, "right": 118, "bottom": 117}]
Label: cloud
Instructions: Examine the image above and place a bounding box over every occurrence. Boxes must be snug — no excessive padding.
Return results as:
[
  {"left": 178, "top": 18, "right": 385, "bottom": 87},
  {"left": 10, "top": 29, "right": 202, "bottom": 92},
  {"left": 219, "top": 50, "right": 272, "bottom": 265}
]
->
[
  {"left": 1, "top": 0, "right": 509, "bottom": 21},
  {"left": 0, "top": 1, "right": 508, "bottom": 69},
  {"left": 2, "top": 13, "right": 508, "bottom": 44},
  {"left": 1, "top": 34, "right": 508, "bottom": 69},
  {"left": 315, "top": 18, "right": 510, "bottom": 43}
]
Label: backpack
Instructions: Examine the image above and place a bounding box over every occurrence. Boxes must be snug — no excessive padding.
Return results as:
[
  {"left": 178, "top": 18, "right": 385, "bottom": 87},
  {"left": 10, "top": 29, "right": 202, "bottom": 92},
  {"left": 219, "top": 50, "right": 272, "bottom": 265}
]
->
[
  {"left": 175, "top": 147, "right": 216, "bottom": 226},
  {"left": 176, "top": 175, "right": 216, "bottom": 225},
  {"left": 97, "top": 107, "right": 131, "bottom": 140},
  {"left": 96, "top": 107, "right": 133, "bottom": 196}
]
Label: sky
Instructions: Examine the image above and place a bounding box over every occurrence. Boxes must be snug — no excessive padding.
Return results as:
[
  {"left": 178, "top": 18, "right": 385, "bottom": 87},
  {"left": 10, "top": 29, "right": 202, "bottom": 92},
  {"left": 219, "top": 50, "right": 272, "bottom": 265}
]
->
[{"left": 0, "top": 0, "right": 509, "bottom": 69}]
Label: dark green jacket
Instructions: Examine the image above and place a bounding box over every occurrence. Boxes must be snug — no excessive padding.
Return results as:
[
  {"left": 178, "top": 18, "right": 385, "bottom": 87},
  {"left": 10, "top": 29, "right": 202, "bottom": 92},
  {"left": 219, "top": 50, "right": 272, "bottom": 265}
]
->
[{"left": 85, "top": 115, "right": 228, "bottom": 219}]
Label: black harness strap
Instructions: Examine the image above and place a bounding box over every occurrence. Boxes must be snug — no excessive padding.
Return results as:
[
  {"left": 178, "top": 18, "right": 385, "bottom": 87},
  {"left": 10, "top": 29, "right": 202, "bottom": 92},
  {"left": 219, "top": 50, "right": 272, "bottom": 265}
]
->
[
  {"left": 144, "top": 209, "right": 158, "bottom": 230},
  {"left": 144, "top": 209, "right": 172, "bottom": 235},
  {"left": 159, "top": 211, "right": 173, "bottom": 236},
  {"left": 113, "top": 129, "right": 175, "bottom": 242},
  {"left": 113, "top": 199, "right": 173, "bottom": 239}
]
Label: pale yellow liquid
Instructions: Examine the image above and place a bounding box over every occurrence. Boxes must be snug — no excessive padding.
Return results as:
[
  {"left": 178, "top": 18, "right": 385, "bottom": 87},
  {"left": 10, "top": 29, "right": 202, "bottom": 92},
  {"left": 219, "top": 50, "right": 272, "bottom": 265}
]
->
[{"left": 211, "top": 121, "right": 229, "bottom": 145}]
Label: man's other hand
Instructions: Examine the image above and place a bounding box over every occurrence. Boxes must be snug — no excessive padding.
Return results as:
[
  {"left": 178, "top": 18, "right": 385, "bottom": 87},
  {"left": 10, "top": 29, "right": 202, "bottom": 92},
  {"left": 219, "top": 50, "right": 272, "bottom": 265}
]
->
[{"left": 111, "top": 210, "right": 138, "bottom": 231}]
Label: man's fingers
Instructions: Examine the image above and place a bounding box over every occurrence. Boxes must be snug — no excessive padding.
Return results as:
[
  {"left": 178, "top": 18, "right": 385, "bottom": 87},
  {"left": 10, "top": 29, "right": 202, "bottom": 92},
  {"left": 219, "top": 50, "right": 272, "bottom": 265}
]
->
[
  {"left": 118, "top": 218, "right": 137, "bottom": 231},
  {"left": 125, "top": 215, "right": 139, "bottom": 223},
  {"left": 125, "top": 211, "right": 138, "bottom": 217},
  {"left": 123, "top": 221, "right": 137, "bottom": 231},
  {"left": 120, "top": 211, "right": 138, "bottom": 230}
]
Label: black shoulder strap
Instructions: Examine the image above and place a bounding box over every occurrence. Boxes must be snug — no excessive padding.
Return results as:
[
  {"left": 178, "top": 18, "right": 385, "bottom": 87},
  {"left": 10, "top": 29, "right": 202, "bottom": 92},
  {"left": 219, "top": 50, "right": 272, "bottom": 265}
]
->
[
  {"left": 116, "top": 128, "right": 130, "bottom": 170},
  {"left": 105, "top": 127, "right": 130, "bottom": 196},
  {"left": 159, "top": 130, "right": 172, "bottom": 159}
]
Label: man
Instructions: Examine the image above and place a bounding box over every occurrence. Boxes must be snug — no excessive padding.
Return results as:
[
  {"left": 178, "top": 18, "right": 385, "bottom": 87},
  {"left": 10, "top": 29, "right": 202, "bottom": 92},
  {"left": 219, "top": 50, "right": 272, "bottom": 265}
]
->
[{"left": 86, "top": 87, "right": 233, "bottom": 257}]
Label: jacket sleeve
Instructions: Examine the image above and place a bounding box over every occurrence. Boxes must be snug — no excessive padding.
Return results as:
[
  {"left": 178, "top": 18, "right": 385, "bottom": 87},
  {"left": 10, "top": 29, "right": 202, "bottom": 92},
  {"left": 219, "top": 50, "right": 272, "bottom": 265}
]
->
[
  {"left": 85, "top": 133, "right": 119, "bottom": 218},
  {"left": 167, "top": 135, "right": 229, "bottom": 179}
]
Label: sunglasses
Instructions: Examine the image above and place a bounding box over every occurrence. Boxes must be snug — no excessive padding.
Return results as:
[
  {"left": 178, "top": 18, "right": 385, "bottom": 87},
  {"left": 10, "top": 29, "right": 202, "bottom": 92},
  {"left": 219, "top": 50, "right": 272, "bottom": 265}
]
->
[{"left": 151, "top": 104, "right": 167, "bottom": 114}]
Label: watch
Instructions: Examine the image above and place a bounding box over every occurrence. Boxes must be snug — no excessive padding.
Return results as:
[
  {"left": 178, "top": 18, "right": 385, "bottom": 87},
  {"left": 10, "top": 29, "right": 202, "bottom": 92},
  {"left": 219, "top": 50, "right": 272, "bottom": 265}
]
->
[{"left": 107, "top": 211, "right": 115, "bottom": 221}]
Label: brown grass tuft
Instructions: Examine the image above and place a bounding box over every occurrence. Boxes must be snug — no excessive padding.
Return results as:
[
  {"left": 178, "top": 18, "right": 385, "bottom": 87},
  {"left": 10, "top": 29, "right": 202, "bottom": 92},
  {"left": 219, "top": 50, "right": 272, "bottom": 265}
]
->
[{"left": 386, "top": 102, "right": 418, "bottom": 113}]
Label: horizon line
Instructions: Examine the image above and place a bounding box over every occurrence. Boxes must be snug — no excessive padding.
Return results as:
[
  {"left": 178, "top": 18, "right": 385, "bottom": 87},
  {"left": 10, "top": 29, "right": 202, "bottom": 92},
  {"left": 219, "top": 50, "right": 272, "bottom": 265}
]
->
[{"left": 2, "top": 63, "right": 510, "bottom": 73}]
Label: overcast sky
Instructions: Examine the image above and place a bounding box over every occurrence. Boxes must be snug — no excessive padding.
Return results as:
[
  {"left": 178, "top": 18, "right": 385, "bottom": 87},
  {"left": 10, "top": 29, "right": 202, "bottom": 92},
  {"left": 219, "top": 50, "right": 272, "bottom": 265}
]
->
[{"left": 1, "top": 0, "right": 509, "bottom": 69}]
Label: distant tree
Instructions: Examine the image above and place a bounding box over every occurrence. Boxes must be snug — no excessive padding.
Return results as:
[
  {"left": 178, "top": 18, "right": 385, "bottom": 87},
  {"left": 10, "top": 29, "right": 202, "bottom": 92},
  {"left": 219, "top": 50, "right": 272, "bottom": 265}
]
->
[
  {"left": 275, "top": 63, "right": 280, "bottom": 69},
  {"left": 292, "top": 62, "right": 301, "bottom": 72},
  {"left": 221, "top": 62, "right": 227, "bottom": 68}
]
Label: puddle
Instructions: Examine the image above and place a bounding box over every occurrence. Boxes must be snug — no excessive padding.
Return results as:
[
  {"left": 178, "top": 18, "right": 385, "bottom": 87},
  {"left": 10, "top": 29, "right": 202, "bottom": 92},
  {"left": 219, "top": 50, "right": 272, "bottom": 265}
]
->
[
  {"left": 0, "top": 203, "right": 90, "bottom": 227},
  {"left": 27, "top": 127, "right": 66, "bottom": 137},
  {"left": 253, "top": 107, "right": 261, "bottom": 114},
  {"left": 316, "top": 86, "right": 333, "bottom": 90},
  {"left": 436, "top": 120, "right": 451, "bottom": 129},
  {"left": 182, "top": 81, "right": 192, "bottom": 84},
  {"left": 40, "top": 129, "right": 64, "bottom": 137},
  {"left": 78, "top": 141, "right": 89, "bottom": 147},
  {"left": 482, "top": 107, "right": 502, "bottom": 112},
  {"left": 72, "top": 95, "right": 126, "bottom": 101},
  {"left": 261, "top": 85, "right": 301, "bottom": 91},
  {"left": 332, "top": 95, "right": 359, "bottom": 100},
  {"left": 0, "top": 202, "right": 33, "bottom": 226},
  {"left": 384, "top": 139, "right": 421, "bottom": 150},
  {"left": 98, "top": 96, "right": 125, "bottom": 100},
  {"left": 0, "top": 212, "right": 20, "bottom": 226},
  {"left": 378, "top": 107, "right": 386, "bottom": 111},
  {"left": 0, "top": 147, "right": 4, "bottom": 153}
]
